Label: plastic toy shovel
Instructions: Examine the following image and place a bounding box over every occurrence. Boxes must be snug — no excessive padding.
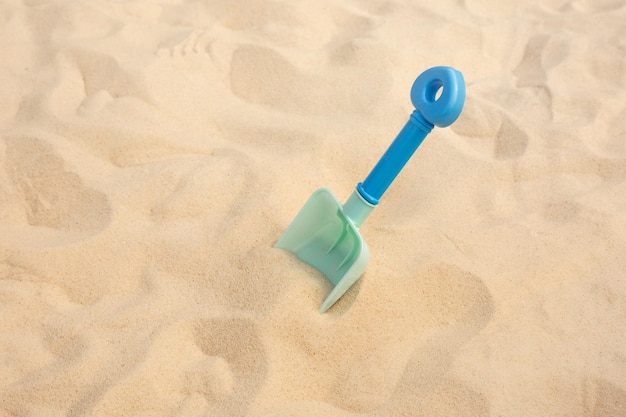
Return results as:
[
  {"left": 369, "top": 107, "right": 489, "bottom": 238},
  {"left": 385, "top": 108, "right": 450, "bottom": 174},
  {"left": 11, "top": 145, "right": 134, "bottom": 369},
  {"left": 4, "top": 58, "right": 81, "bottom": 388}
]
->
[{"left": 276, "top": 66, "right": 466, "bottom": 312}]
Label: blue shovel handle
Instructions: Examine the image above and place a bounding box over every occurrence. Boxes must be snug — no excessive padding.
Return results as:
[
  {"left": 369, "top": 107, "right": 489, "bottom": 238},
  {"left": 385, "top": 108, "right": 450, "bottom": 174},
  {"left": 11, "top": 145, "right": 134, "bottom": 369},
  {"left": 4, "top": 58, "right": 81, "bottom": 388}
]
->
[{"left": 356, "top": 66, "right": 466, "bottom": 205}]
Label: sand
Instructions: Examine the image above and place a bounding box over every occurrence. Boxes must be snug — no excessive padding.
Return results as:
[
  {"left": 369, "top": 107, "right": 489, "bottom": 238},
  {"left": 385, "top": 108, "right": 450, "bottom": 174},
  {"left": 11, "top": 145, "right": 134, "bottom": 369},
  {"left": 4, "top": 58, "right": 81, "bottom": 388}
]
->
[{"left": 1, "top": 0, "right": 625, "bottom": 416}]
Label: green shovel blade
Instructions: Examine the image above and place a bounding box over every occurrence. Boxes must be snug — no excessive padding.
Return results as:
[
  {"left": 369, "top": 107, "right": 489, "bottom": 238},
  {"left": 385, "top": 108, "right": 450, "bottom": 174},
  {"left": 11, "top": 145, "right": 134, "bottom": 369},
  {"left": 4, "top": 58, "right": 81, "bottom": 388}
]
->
[{"left": 275, "top": 188, "right": 369, "bottom": 312}]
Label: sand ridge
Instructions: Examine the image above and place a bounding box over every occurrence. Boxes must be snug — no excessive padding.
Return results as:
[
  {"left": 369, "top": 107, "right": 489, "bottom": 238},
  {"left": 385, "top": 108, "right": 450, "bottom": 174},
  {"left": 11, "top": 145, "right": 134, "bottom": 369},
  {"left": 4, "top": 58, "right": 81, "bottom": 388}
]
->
[{"left": 1, "top": 0, "right": 625, "bottom": 416}]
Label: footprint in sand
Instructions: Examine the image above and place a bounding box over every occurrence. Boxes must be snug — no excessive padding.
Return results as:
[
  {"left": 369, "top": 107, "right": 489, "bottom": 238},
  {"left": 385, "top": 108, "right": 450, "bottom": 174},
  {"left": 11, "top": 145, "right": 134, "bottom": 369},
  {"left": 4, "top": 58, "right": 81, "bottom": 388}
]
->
[
  {"left": 333, "top": 262, "right": 494, "bottom": 413},
  {"left": 229, "top": 43, "right": 390, "bottom": 116},
  {"left": 0, "top": 278, "right": 92, "bottom": 416},
  {"left": 452, "top": 32, "right": 571, "bottom": 161},
  {"left": 0, "top": 276, "right": 84, "bottom": 372},
  {"left": 67, "top": 48, "right": 151, "bottom": 110},
  {"left": 269, "top": 262, "right": 493, "bottom": 414},
  {"left": 583, "top": 378, "right": 626, "bottom": 417},
  {"left": 191, "top": 317, "right": 268, "bottom": 416},
  {"left": 451, "top": 97, "right": 530, "bottom": 160},
  {"left": 513, "top": 32, "right": 571, "bottom": 117},
  {"left": 120, "top": 316, "right": 265, "bottom": 417},
  {"left": 513, "top": 33, "right": 569, "bottom": 90},
  {"left": 225, "top": 2, "right": 389, "bottom": 116},
  {"left": 1, "top": 135, "right": 111, "bottom": 239},
  {"left": 88, "top": 316, "right": 266, "bottom": 416}
]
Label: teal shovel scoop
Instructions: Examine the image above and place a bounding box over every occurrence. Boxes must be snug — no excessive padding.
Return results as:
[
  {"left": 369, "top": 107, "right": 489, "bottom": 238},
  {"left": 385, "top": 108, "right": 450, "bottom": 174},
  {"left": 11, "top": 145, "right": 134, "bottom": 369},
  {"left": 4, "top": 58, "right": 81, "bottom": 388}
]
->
[{"left": 276, "top": 66, "right": 466, "bottom": 313}]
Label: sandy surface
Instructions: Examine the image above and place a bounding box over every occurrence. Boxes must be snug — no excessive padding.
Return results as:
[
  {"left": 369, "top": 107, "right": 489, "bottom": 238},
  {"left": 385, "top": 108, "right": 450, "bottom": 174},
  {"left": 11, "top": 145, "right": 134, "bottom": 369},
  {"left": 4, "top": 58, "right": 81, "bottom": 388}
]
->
[{"left": 1, "top": 0, "right": 625, "bottom": 416}]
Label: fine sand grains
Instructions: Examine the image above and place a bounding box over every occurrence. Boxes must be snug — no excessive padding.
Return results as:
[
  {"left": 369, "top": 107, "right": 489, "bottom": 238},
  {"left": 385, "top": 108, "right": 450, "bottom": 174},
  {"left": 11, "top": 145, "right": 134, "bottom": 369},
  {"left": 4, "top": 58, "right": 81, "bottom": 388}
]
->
[{"left": 1, "top": 1, "right": 625, "bottom": 416}]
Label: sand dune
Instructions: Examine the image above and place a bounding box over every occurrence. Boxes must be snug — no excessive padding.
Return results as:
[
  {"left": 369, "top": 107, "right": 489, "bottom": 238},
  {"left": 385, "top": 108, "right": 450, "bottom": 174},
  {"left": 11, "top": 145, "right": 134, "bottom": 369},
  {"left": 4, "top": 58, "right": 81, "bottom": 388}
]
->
[{"left": 1, "top": 0, "right": 625, "bottom": 416}]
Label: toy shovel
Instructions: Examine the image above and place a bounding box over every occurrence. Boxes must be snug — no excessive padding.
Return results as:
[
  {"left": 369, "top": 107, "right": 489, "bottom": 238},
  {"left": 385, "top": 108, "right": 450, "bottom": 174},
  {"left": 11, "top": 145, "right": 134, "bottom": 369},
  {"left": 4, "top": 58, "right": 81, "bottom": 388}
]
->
[{"left": 276, "top": 66, "right": 466, "bottom": 313}]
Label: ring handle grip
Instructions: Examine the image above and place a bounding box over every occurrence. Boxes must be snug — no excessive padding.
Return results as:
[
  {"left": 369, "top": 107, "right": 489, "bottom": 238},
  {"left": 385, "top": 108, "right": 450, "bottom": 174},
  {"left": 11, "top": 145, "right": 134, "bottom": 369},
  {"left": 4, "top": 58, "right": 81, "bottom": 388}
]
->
[{"left": 411, "top": 66, "right": 466, "bottom": 128}]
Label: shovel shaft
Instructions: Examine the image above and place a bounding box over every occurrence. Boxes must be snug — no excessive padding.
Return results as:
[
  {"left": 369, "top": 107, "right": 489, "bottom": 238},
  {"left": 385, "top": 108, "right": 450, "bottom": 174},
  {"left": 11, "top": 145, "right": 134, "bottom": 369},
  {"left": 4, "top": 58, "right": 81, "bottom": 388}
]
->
[
  {"left": 356, "top": 66, "right": 466, "bottom": 206},
  {"left": 357, "top": 111, "right": 433, "bottom": 205}
]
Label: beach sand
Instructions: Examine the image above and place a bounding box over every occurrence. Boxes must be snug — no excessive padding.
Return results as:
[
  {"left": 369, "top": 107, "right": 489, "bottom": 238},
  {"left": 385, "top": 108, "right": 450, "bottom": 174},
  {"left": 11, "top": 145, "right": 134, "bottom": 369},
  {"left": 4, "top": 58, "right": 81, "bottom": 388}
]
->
[{"left": 1, "top": 0, "right": 625, "bottom": 416}]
